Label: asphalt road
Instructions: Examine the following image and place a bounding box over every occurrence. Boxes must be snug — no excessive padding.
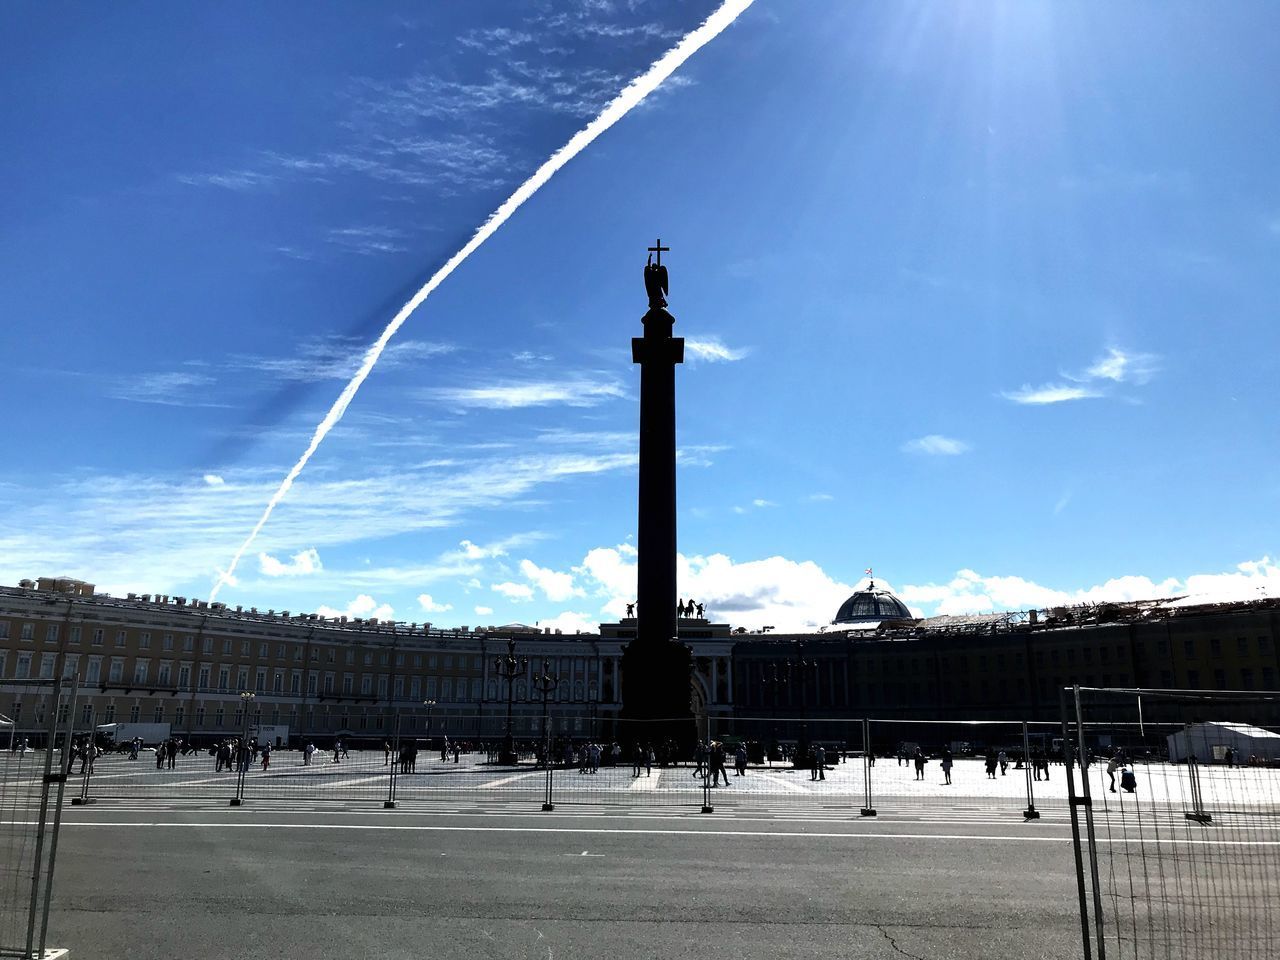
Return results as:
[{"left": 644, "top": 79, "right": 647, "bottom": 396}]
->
[{"left": 42, "top": 806, "right": 1085, "bottom": 960}]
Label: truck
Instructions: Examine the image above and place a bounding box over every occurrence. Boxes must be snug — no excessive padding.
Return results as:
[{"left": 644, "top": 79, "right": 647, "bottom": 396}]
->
[
  {"left": 250, "top": 724, "right": 289, "bottom": 748},
  {"left": 95, "top": 722, "right": 171, "bottom": 749}
]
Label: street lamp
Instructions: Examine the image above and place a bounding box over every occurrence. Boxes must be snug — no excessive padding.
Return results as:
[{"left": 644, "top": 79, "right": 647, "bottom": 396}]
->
[
  {"left": 790, "top": 646, "right": 817, "bottom": 771},
  {"left": 493, "top": 638, "right": 527, "bottom": 766},
  {"left": 761, "top": 661, "right": 789, "bottom": 766},
  {"left": 231, "top": 691, "right": 255, "bottom": 806},
  {"left": 530, "top": 659, "right": 559, "bottom": 763}
]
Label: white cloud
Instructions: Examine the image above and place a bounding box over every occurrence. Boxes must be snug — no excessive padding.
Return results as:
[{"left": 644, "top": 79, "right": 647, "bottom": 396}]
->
[
  {"left": 1004, "top": 346, "right": 1158, "bottom": 405},
  {"left": 752, "top": 498, "right": 776, "bottom": 508},
  {"left": 492, "top": 581, "right": 535, "bottom": 601},
  {"left": 537, "top": 611, "right": 599, "bottom": 635},
  {"left": 685, "top": 337, "right": 749, "bottom": 363},
  {"left": 417, "top": 594, "right": 453, "bottom": 613},
  {"left": 423, "top": 379, "right": 625, "bottom": 409},
  {"left": 258, "top": 548, "right": 323, "bottom": 577},
  {"left": 806, "top": 493, "right": 834, "bottom": 502},
  {"left": 519, "top": 559, "right": 583, "bottom": 602},
  {"left": 317, "top": 593, "right": 395, "bottom": 621},
  {"left": 474, "top": 605, "right": 494, "bottom": 616},
  {"left": 901, "top": 435, "right": 970, "bottom": 456},
  {"left": 1002, "top": 383, "right": 1102, "bottom": 405},
  {"left": 203, "top": 474, "right": 226, "bottom": 486},
  {"left": 1082, "top": 347, "right": 1158, "bottom": 385},
  {"left": 897, "top": 558, "right": 1280, "bottom": 615}
]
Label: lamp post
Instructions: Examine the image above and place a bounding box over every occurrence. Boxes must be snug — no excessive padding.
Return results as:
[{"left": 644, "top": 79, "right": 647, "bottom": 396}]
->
[
  {"left": 493, "top": 638, "right": 527, "bottom": 765},
  {"left": 531, "top": 659, "right": 559, "bottom": 811},
  {"left": 761, "top": 661, "right": 789, "bottom": 767},
  {"left": 790, "top": 646, "right": 817, "bottom": 771},
  {"left": 231, "top": 691, "right": 254, "bottom": 806}
]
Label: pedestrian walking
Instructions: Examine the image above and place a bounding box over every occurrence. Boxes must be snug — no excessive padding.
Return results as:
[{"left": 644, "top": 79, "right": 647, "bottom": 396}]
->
[
  {"left": 645, "top": 745, "right": 654, "bottom": 777},
  {"left": 383, "top": 741, "right": 391, "bottom": 765},
  {"left": 155, "top": 741, "right": 165, "bottom": 769},
  {"left": 734, "top": 743, "right": 748, "bottom": 776},
  {"left": 333, "top": 739, "right": 342, "bottom": 764},
  {"left": 261, "top": 743, "right": 271, "bottom": 771},
  {"left": 985, "top": 753, "right": 998, "bottom": 779},
  {"left": 998, "top": 750, "right": 1009, "bottom": 776},
  {"left": 1107, "top": 752, "right": 1123, "bottom": 792},
  {"left": 631, "top": 744, "right": 643, "bottom": 778},
  {"left": 913, "top": 749, "right": 926, "bottom": 781},
  {"left": 941, "top": 747, "right": 953, "bottom": 785}
]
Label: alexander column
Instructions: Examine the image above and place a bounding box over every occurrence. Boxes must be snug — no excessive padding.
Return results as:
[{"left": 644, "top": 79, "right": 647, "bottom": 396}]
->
[{"left": 620, "top": 239, "right": 694, "bottom": 749}]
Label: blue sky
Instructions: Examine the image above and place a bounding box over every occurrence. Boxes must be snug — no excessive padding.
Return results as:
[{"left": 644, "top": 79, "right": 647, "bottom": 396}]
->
[{"left": 3, "top": 1, "right": 1279, "bottom": 631}]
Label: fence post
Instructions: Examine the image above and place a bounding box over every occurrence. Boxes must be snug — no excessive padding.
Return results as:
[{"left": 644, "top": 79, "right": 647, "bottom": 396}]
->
[
  {"left": 542, "top": 715, "right": 555, "bottom": 811},
  {"left": 37, "top": 678, "right": 77, "bottom": 955},
  {"left": 860, "top": 718, "right": 876, "bottom": 817},
  {"left": 701, "top": 726, "right": 714, "bottom": 814},
  {"left": 1184, "top": 752, "right": 1212, "bottom": 824},
  {"left": 1060, "top": 689, "right": 1095, "bottom": 960},
  {"left": 1022, "top": 721, "right": 1040, "bottom": 820},
  {"left": 25, "top": 678, "right": 66, "bottom": 958},
  {"left": 384, "top": 711, "right": 400, "bottom": 809},
  {"left": 72, "top": 704, "right": 95, "bottom": 806}
]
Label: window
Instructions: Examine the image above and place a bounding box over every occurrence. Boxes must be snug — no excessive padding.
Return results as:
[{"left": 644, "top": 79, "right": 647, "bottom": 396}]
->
[
  {"left": 444, "top": 655, "right": 453, "bottom": 669},
  {"left": 428, "top": 655, "right": 438, "bottom": 669},
  {"left": 108, "top": 658, "right": 124, "bottom": 683},
  {"left": 174, "top": 707, "right": 183, "bottom": 726},
  {"left": 394, "top": 677, "right": 404, "bottom": 697},
  {"left": 395, "top": 653, "right": 404, "bottom": 667},
  {"left": 1183, "top": 639, "right": 1195, "bottom": 657},
  {"left": 91, "top": 628, "right": 104, "bottom": 646},
  {"left": 473, "top": 655, "right": 482, "bottom": 669},
  {"left": 237, "top": 669, "right": 248, "bottom": 692},
  {"left": 223, "top": 639, "right": 232, "bottom": 654},
  {"left": 219, "top": 668, "right": 229, "bottom": 692},
  {"left": 1241, "top": 668, "right": 1254, "bottom": 689},
  {"left": 180, "top": 635, "right": 192, "bottom": 652},
  {"left": 360, "top": 676, "right": 371, "bottom": 695},
  {"left": 20, "top": 623, "right": 35, "bottom": 641},
  {"left": 1187, "top": 669, "right": 1200, "bottom": 688},
  {"left": 0, "top": 621, "right": 8, "bottom": 639},
  {"left": 471, "top": 679, "right": 482, "bottom": 700},
  {"left": 1099, "top": 647, "right": 1110, "bottom": 662},
  {"left": 307, "top": 674, "right": 317, "bottom": 695},
  {"left": 40, "top": 653, "right": 57, "bottom": 678},
  {"left": 103, "top": 704, "right": 115, "bottom": 723},
  {"left": 70, "top": 626, "right": 81, "bottom": 643},
  {"left": 46, "top": 625, "right": 59, "bottom": 643},
  {"left": 195, "top": 707, "right": 205, "bottom": 726},
  {"left": 273, "top": 672, "right": 283, "bottom": 693},
  {"left": 1260, "top": 637, "right": 1272, "bottom": 655},
  {"left": 215, "top": 709, "right": 224, "bottom": 727},
  {"left": 324, "top": 674, "right": 334, "bottom": 694},
  {"left": 363, "top": 652, "right": 372, "bottom": 666},
  {"left": 81, "top": 703, "right": 93, "bottom": 725},
  {"left": 255, "top": 669, "right": 265, "bottom": 692},
  {"left": 277, "top": 644, "right": 285, "bottom": 660},
  {"left": 115, "top": 630, "right": 127, "bottom": 647},
  {"left": 63, "top": 654, "right": 79, "bottom": 679},
  {"left": 293, "top": 645, "right": 303, "bottom": 661},
  {"left": 442, "top": 678, "right": 453, "bottom": 699},
  {"left": 139, "top": 632, "right": 151, "bottom": 650},
  {"left": 344, "top": 675, "right": 354, "bottom": 694},
  {"left": 413, "top": 655, "right": 422, "bottom": 668},
  {"left": 242, "top": 641, "right": 250, "bottom": 656},
  {"left": 1237, "top": 637, "right": 1248, "bottom": 655},
  {"left": 377, "top": 676, "right": 388, "bottom": 697},
  {"left": 259, "top": 643, "right": 268, "bottom": 658},
  {"left": 130, "top": 705, "right": 140, "bottom": 723},
  {"left": 134, "top": 660, "right": 149, "bottom": 684},
  {"left": 1263, "top": 667, "right": 1276, "bottom": 688},
  {"left": 379, "top": 652, "right": 389, "bottom": 666},
  {"left": 291, "top": 673, "right": 301, "bottom": 694},
  {"left": 203, "top": 636, "right": 213, "bottom": 654},
  {"left": 426, "top": 677, "right": 437, "bottom": 698},
  {"left": 157, "top": 662, "right": 171, "bottom": 685},
  {"left": 1210, "top": 637, "right": 1222, "bottom": 657},
  {"left": 163, "top": 634, "right": 173, "bottom": 651},
  {"left": 153, "top": 705, "right": 163, "bottom": 723},
  {"left": 86, "top": 656, "right": 102, "bottom": 682},
  {"left": 410, "top": 677, "right": 421, "bottom": 698},
  {"left": 198, "top": 667, "right": 209, "bottom": 691},
  {"left": 178, "top": 664, "right": 191, "bottom": 689},
  {"left": 0, "top": 652, "right": 6, "bottom": 678}
]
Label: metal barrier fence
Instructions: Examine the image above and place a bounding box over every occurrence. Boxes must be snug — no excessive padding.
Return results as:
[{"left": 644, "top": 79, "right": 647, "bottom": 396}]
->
[
  {"left": 1063, "top": 686, "right": 1280, "bottom": 960},
  {"left": 0, "top": 679, "right": 76, "bottom": 959},
  {"left": 72, "top": 711, "right": 1073, "bottom": 820}
]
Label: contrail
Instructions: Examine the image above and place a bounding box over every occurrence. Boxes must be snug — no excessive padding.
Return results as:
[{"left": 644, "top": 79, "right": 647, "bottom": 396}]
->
[{"left": 209, "top": 0, "right": 756, "bottom": 600}]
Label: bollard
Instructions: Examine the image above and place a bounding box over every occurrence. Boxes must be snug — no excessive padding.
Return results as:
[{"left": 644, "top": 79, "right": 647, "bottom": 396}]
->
[{"left": 860, "top": 718, "right": 876, "bottom": 817}]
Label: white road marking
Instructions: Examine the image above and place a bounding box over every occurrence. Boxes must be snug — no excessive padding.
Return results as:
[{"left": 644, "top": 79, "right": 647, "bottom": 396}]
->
[
  {"left": 628, "top": 772, "right": 660, "bottom": 791},
  {"left": 478, "top": 771, "right": 544, "bottom": 789}
]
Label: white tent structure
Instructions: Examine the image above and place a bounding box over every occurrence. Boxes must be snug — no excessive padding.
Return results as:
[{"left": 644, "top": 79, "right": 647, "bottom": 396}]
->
[{"left": 1166, "top": 721, "right": 1280, "bottom": 763}]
